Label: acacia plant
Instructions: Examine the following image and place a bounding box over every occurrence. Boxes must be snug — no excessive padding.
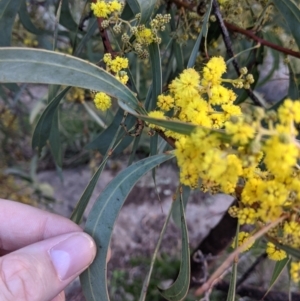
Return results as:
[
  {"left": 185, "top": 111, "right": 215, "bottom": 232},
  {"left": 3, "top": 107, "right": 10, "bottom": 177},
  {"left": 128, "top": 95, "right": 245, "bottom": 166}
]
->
[{"left": 1, "top": 0, "right": 300, "bottom": 300}]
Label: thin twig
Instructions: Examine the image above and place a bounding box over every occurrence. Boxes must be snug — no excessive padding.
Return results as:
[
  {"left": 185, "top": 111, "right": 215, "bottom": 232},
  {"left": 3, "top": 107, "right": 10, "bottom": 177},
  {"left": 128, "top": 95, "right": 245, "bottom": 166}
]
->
[
  {"left": 168, "top": 0, "right": 300, "bottom": 60},
  {"left": 92, "top": 0, "right": 115, "bottom": 55},
  {"left": 194, "top": 215, "right": 286, "bottom": 296},
  {"left": 169, "top": 0, "right": 194, "bottom": 10},
  {"left": 96, "top": 18, "right": 115, "bottom": 55},
  {"left": 212, "top": 0, "right": 239, "bottom": 73},
  {"left": 224, "top": 21, "right": 300, "bottom": 59}
]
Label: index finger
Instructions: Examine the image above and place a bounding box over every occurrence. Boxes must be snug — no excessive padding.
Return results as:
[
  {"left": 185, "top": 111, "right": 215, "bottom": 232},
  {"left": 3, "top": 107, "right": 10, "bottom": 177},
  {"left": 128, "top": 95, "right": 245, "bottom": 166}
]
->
[{"left": 0, "top": 198, "right": 82, "bottom": 253}]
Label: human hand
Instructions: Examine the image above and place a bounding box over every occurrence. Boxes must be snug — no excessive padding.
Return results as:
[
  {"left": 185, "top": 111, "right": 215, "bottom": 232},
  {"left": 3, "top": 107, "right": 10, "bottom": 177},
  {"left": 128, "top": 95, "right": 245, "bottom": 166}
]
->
[{"left": 0, "top": 198, "right": 97, "bottom": 301}]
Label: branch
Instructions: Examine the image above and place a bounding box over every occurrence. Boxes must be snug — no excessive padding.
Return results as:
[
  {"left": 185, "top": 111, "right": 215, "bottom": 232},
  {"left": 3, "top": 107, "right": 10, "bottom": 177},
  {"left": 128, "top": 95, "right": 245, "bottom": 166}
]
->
[
  {"left": 96, "top": 18, "right": 115, "bottom": 55},
  {"left": 194, "top": 216, "right": 286, "bottom": 296},
  {"left": 91, "top": 0, "right": 115, "bottom": 55},
  {"left": 168, "top": 0, "right": 300, "bottom": 60},
  {"left": 168, "top": 0, "right": 194, "bottom": 10},
  {"left": 224, "top": 21, "right": 300, "bottom": 59}
]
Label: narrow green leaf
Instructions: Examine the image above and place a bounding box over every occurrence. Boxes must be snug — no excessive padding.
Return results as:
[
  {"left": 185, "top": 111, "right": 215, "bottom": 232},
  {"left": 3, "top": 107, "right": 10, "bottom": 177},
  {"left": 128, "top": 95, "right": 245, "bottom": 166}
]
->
[
  {"left": 2, "top": 83, "right": 20, "bottom": 92},
  {"left": 158, "top": 136, "right": 168, "bottom": 153},
  {"left": 32, "top": 87, "right": 70, "bottom": 152},
  {"left": 121, "top": 3, "right": 134, "bottom": 20},
  {"left": 72, "top": 110, "right": 128, "bottom": 224},
  {"left": 150, "top": 133, "right": 158, "bottom": 188},
  {"left": 53, "top": 0, "right": 63, "bottom": 50},
  {"left": 46, "top": 84, "right": 62, "bottom": 166},
  {"left": 0, "top": 85, "right": 7, "bottom": 100},
  {"left": 159, "top": 194, "right": 190, "bottom": 301},
  {"left": 139, "top": 200, "right": 174, "bottom": 301},
  {"left": 170, "top": 8, "right": 184, "bottom": 73},
  {"left": 226, "top": 260, "right": 238, "bottom": 301},
  {"left": 149, "top": 43, "right": 162, "bottom": 111},
  {"left": 226, "top": 224, "right": 240, "bottom": 301},
  {"left": 267, "top": 235, "right": 300, "bottom": 260},
  {"left": 0, "top": 48, "right": 141, "bottom": 112},
  {"left": 263, "top": 257, "right": 290, "bottom": 299},
  {"left": 18, "top": 0, "right": 45, "bottom": 35},
  {"left": 70, "top": 158, "right": 108, "bottom": 224},
  {"left": 150, "top": 133, "right": 158, "bottom": 156},
  {"left": 172, "top": 185, "right": 190, "bottom": 228},
  {"left": 48, "top": 85, "right": 61, "bottom": 103},
  {"left": 162, "top": 50, "right": 176, "bottom": 86},
  {"left": 187, "top": 0, "right": 213, "bottom": 68},
  {"left": 144, "top": 85, "right": 153, "bottom": 111},
  {"left": 288, "top": 63, "right": 300, "bottom": 100},
  {"left": 122, "top": 0, "right": 140, "bottom": 20},
  {"left": 173, "top": 40, "right": 184, "bottom": 73},
  {"left": 0, "top": 0, "right": 22, "bottom": 46},
  {"left": 274, "top": 244, "right": 300, "bottom": 260},
  {"left": 86, "top": 108, "right": 135, "bottom": 155},
  {"left": 118, "top": 99, "right": 197, "bottom": 135},
  {"left": 60, "top": 0, "right": 81, "bottom": 32},
  {"left": 137, "top": 0, "right": 156, "bottom": 24},
  {"left": 137, "top": 114, "right": 196, "bottom": 135},
  {"left": 49, "top": 109, "right": 62, "bottom": 167},
  {"left": 82, "top": 101, "right": 107, "bottom": 128},
  {"left": 127, "top": 135, "right": 142, "bottom": 166},
  {"left": 73, "top": 18, "right": 98, "bottom": 56},
  {"left": 80, "top": 153, "right": 174, "bottom": 301},
  {"left": 273, "top": 0, "right": 300, "bottom": 49}
]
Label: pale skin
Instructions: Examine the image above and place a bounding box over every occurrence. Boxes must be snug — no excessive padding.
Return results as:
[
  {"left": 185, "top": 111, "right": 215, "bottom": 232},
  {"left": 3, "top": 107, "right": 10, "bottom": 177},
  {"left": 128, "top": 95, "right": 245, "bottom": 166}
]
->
[{"left": 0, "top": 198, "right": 108, "bottom": 301}]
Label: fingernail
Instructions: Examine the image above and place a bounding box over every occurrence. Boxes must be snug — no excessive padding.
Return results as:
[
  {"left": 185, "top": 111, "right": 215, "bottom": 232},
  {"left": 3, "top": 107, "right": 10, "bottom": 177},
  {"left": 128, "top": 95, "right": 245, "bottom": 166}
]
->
[{"left": 49, "top": 234, "right": 96, "bottom": 281}]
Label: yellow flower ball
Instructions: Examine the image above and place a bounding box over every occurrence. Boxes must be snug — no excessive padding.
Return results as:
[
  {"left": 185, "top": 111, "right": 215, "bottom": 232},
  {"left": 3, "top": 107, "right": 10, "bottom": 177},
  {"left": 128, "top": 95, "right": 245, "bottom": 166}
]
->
[
  {"left": 93, "top": 92, "right": 112, "bottom": 111},
  {"left": 232, "top": 231, "right": 254, "bottom": 252},
  {"left": 266, "top": 242, "right": 287, "bottom": 261},
  {"left": 290, "top": 262, "right": 300, "bottom": 283},
  {"left": 91, "top": 1, "right": 111, "bottom": 18}
]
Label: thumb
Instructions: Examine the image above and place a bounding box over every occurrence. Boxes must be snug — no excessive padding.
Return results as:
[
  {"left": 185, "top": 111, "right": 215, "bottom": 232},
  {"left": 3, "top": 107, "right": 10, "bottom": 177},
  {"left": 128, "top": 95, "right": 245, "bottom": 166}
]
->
[{"left": 0, "top": 232, "right": 96, "bottom": 301}]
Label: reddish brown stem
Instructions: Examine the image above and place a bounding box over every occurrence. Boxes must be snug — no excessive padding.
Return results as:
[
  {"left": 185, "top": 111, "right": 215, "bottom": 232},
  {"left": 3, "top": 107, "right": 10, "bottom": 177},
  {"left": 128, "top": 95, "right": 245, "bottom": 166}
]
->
[
  {"left": 169, "top": 0, "right": 194, "bottom": 10},
  {"left": 224, "top": 21, "right": 300, "bottom": 59},
  {"left": 168, "top": 0, "right": 300, "bottom": 59},
  {"left": 96, "top": 17, "right": 115, "bottom": 55},
  {"left": 92, "top": 0, "right": 115, "bottom": 56}
]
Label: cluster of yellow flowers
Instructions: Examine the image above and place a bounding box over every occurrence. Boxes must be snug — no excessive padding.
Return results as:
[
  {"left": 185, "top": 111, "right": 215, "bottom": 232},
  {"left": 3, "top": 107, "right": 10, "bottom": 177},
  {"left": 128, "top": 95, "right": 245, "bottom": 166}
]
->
[
  {"left": 90, "top": 0, "right": 122, "bottom": 18},
  {"left": 217, "top": 0, "right": 272, "bottom": 31},
  {"left": 91, "top": 1, "right": 170, "bottom": 59},
  {"left": 227, "top": 99, "right": 300, "bottom": 281},
  {"left": 147, "top": 56, "right": 300, "bottom": 283},
  {"left": 66, "top": 87, "right": 86, "bottom": 103},
  {"left": 93, "top": 54, "right": 129, "bottom": 111},
  {"left": 103, "top": 53, "right": 129, "bottom": 84},
  {"left": 148, "top": 56, "right": 242, "bottom": 191},
  {"left": 122, "top": 14, "right": 171, "bottom": 58},
  {"left": 231, "top": 231, "right": 254, "bottom": 252}
]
